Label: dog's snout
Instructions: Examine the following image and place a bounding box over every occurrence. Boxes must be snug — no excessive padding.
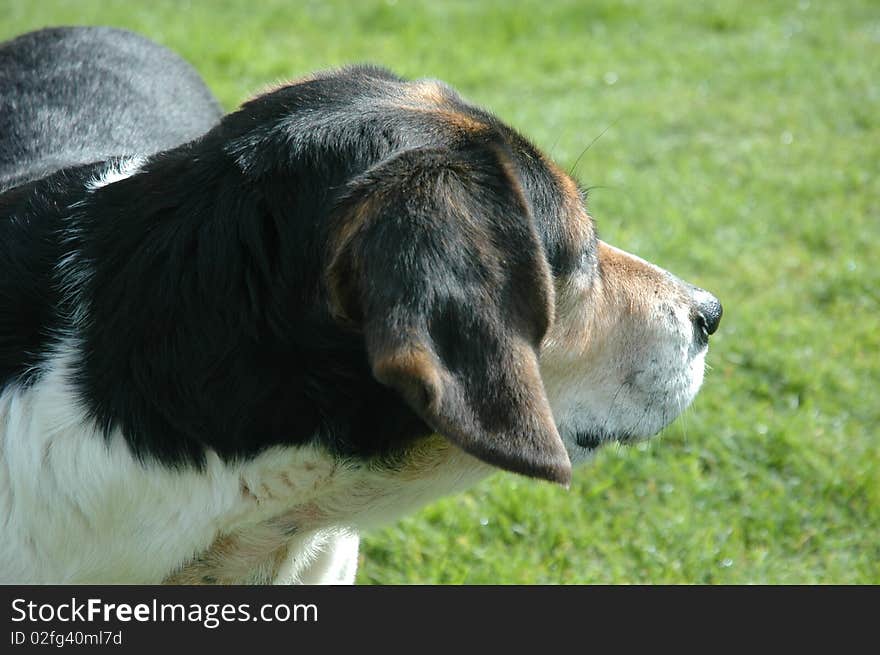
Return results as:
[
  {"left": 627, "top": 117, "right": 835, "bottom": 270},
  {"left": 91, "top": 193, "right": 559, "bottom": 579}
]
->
[{"left": 691, "top": 289, "right": 722, "bottom": 338}]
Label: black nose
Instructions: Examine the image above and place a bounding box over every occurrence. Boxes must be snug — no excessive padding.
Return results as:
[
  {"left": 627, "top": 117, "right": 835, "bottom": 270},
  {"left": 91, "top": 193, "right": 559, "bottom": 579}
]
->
[{"left": 693, "top": 290, "right": 723, "bottom": 337}]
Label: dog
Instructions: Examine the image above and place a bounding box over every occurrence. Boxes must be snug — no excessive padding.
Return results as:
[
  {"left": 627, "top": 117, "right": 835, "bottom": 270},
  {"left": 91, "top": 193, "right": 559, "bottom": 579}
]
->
[{"left": 0, "top": 26, "right": 722, "bottom": 584}]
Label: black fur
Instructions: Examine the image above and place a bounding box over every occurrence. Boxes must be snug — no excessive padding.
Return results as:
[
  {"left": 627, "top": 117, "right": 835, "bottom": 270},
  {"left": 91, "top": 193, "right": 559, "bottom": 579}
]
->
[
  {"left": 0, "top": 169, "right": 80, "bottom": 386},
  {"left": 1, "top": 26, "right": 221, "bottom": 393},
  {"left": 1, "top": 31, "right": 589, "bottom": 481}
]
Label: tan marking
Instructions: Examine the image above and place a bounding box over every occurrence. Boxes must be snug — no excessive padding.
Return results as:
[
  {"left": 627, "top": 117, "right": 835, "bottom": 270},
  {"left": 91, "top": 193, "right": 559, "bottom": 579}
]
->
[
  {"left": 403, "top": 79, "right": 450, "bottom": 105},
  {"left": 239, "top": 478, "right": 255, "bottom": 500},
  {"left": 546, "top": 159, "right": 595, "bottom": 255},
  {"left": 541, "top": 238, "right": 694, "bottom": 385},
  {"left": 405, "top": 106, "right": 487, "bottom": 134},
  {"left": 372, "top": 346, "right": 443, "bottom": 414},
  {"left": 597, "top": 241, "right": 688, "bottom": 307},
  {"left": 325, "top": 184, "right": 385, "bottom": 321}
]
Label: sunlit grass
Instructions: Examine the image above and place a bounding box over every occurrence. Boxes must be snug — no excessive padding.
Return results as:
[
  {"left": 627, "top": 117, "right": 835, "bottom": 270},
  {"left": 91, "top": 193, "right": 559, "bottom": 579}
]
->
[{"left": 3, "top": 0, "right": 877, "bottom": 583}]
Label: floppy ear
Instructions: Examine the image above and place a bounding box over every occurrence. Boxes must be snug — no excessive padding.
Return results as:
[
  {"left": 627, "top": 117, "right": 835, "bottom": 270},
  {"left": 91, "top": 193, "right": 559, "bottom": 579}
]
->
[{"left": 326, "top": 137, "right": 571, "bottom": 485}]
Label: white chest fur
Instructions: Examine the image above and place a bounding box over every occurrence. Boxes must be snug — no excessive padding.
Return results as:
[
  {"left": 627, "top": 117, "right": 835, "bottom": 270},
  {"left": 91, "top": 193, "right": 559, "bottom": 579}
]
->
[{"left": 0, "top": 344, "right": 488, "bottom": 584}]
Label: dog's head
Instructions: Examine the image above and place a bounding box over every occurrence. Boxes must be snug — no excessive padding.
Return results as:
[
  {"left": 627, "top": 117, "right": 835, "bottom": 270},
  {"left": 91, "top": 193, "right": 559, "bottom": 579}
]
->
[{"left": 222, "top": 66, "right": 721, "bottom": 486}]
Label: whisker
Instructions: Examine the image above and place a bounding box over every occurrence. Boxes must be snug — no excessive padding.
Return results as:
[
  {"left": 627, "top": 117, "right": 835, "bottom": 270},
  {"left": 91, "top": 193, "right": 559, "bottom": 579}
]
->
[
  {"left": 634, "top": 397, "right": 655, "bottom": 435},
  {"left": 568, "top": 118, "right": 620, "bottom": 177},
  {"left": 677, "top": 394, "right": 690, "bottom": 447},
  {"left": 582, "top": 184, "right": 620, "bottom": 197},
  {"left": 600, "top": 380, "right": 629, "bottom": 437}
]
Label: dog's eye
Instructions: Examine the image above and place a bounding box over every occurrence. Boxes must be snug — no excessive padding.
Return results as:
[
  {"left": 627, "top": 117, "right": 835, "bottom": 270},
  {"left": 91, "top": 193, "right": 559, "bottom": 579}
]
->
[
  {"left": 578, "top": 248, "right": 598, "bottom": 274},
  {"left": 576, "top": 229, "right": 599, "bottom": 272},
  {"left": 548, "top": 236, "right": 597, "bottom": 279},
  {"left": 551, "top": 245, "right": 595, "bottom": 279}
]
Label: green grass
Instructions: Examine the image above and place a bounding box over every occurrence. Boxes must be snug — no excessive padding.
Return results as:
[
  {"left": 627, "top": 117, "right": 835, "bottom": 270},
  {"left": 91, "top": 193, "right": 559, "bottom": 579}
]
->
[{"left": 3, "top": 0, "right": 877, "bottom": 583}]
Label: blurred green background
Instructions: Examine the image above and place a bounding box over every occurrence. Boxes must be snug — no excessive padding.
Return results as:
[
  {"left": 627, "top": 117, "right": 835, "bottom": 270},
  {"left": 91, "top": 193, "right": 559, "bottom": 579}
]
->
[{"left": 2, "top": 0, "right": 877, "bottom": 583}]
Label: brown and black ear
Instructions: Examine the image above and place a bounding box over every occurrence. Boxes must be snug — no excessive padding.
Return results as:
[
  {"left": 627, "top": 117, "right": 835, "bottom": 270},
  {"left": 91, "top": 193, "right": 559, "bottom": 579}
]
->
[{"left": 327, "top": 136, "right": 571, "bottom": 485}]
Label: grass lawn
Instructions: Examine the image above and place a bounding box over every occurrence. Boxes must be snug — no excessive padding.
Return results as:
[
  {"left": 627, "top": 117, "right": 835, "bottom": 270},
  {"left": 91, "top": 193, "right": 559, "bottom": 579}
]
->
[{"left": 2, "top": 0, "right": 877, "bottom": 584}]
